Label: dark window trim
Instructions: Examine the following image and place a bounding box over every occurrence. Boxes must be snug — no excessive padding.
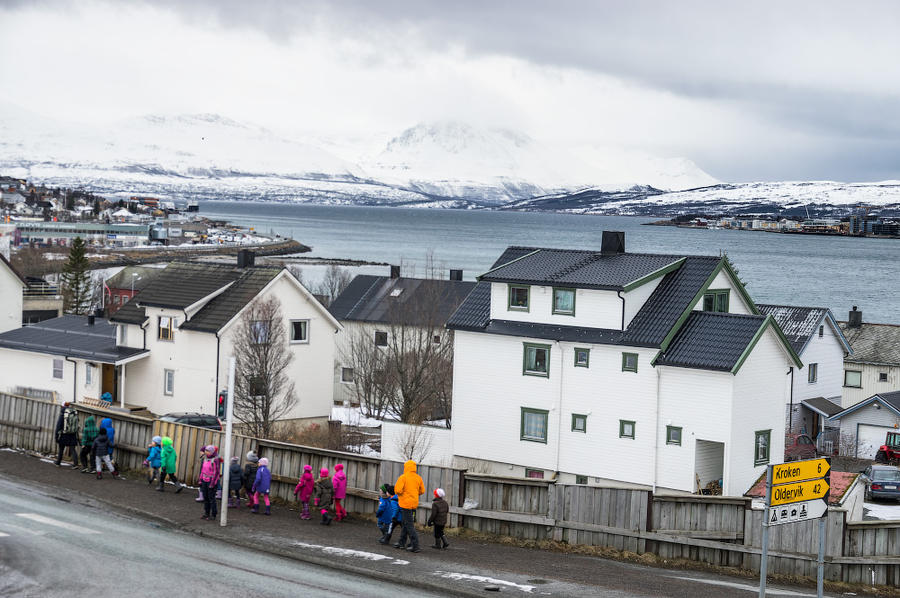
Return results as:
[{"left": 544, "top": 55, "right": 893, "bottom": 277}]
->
[
  {"left": 666, "top": 425, "right": 682, "bottom": 446},
  {"left": 754, "top": 429, "right": 771, "bottom": 466},
  {"left": 552, "top": 287, "right": 576, "bottom": 316},
  {"left": 571, "top": 413, "right": 587, "bottom": 433},
  {"left": 702, "top": 288, "right": 730, "bottom": 313},
  {"left": 520, "top": 407, "right": 549, "bottom": 443},
  {"left": 619, "top": 419, "right": 636, "bottom": 439},
  {"left": 374, "top": 330, "right": 388, "bottom": 347},
  {"left": 575, "top": 474, "right": 588, "bottom": 485},
  {"left": 844, "top": 369, "right": 862, "bottom": 388},
  {"left": 622, "top": 352, "right": 638, "bottom": 373},
  {"left": 523, "top": 343, "right": 551, "bottom": 378},
  {"left": 574, "top": 347, "right": 590, "bottom": 368},
  {"left": 508, "top": 284, "right": 530, "bottom": 312},
  {"left": 525, "top": 468, "right": 545, "bottom": 479},
  {"left": 879, "top": 372, "right": 889, "bottom": 382},
  {"left": 807, "top": 362, "right": 818, "bottom": 383}
]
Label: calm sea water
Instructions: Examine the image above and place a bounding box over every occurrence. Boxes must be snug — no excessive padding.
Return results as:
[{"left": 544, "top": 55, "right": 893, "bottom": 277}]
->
[{"left": 202, "top": 201, "right": 900, "bottom": 324}]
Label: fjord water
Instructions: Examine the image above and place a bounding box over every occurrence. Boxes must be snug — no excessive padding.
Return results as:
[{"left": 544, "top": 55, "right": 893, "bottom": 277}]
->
[{"left": 203, "top": 201, "right": 899, "bottom": 323}]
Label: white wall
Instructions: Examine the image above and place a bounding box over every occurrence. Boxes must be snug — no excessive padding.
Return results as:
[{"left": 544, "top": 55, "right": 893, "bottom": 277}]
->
[
  {"left": 490, "top": 283, "right": 623, "bottom": 329},
  {"left": 0, "top": 262, "right": 23, "bottom": 333},
  {"left": 690, "top": 270, "right": 752, "bottom": 314},
  {"left": 381, "top": 420, "right": 453, "bottom": 466},
  {"left": 623, "top": 277, "right": 663, "bottom": 328},
  {"left": 0, "top": 349, "right": 101, "bottom": 403},
  {"left": 841, "top": 363, "right": 900, "bottom": 407},
  {"left": 837, "top": 403, "right": 900, "bottom": 458},
  {"left": 794, "top": 321, "right": 845, "bottom": 404}
]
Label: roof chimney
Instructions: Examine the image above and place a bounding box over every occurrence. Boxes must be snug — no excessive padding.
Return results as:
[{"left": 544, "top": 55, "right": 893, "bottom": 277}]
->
[
  {"left": 449, "top": 269, "right": 463, "bottom": 281},
  {"left": 390, "top": 265, "right": 401, "bottom": 279},
  {"left": 237, "top": 249, "right": 255, "bottom": 268},
  {"left": 601, "top": 231, "right": 626, "bottom": 256},
  {"left": 848, "top": 306, "right": 863, "bottom": 328}
]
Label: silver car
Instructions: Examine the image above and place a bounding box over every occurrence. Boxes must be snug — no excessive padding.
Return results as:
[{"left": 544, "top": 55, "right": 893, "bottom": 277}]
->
[{"left": 861, "top": 465, "right": 900, "bottom": 501}]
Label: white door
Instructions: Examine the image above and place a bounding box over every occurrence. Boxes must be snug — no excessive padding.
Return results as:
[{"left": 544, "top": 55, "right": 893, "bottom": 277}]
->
[{"left": 857, "top": 424, "right": 892, "bottom": 459}]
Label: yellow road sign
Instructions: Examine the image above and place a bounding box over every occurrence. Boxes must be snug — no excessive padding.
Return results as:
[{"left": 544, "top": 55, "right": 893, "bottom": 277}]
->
[
  {"left": 770, "top": 478, "right": 830, "bottom": 506},
  {"left": 772, "top": 459, "right": 830, "bottom": 484}
]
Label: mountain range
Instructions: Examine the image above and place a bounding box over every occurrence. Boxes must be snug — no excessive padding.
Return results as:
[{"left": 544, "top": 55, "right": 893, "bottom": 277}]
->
[{"left": 1, "top": 103, "right": 899, "bottom": 216}]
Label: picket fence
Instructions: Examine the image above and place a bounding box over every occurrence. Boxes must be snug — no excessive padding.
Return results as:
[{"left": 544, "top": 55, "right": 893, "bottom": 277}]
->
[{"left": 2, "top": 391, "right": 899, "bottom": 587}]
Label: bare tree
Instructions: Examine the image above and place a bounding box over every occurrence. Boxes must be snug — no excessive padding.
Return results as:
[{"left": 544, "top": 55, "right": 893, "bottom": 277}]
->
[
  {"left": 340, "top": 325, "right": 394, "bottom": 420},
  {"left": 393, "top": 423, "right": 434, "bottom": 463},
  {"left": 316, "top": 264, "right": 351, "bottom": 307},
  {"left": 231, "top": 296, "right": 297, "bottom": 439}
]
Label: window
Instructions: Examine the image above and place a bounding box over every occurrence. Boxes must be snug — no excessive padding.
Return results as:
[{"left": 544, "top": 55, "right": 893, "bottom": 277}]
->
[
  {"left": 754, "top": 430, "right": 771, "bottom": 465},
  {"left": 520, "top": 408, "right": 549, "bottom": 443},
  {"left": 248, "top": 376, "right": 266, "bottom": 397},
  {"left": 808, "top": 363, "right": 818, "bottom": 383},
  {"left": 508, "top": 285, "right": 530, "bottom": 311},
  {"left": 818, "top": 325, "right": 824, "bottom": 338},
  {"left": 433, "top": 334, "right": 441, "bottom": 345},
  {"left": 250, "top": 320, "right": 271, "bottom": 345},
  {"left": 52, "top": 358, "right": 63, "bottom": 379},
  {"left": 844, "top": 370, "right": 862, "bottom": 388},
  {"left": 523, "top": 343, "right": 550, "bottom": 377},
  {"left": 574, "top": 348, "right": 590, "bottom": 368},
  {"left": 879, "top": 372, "right": 889, "bottom": 383},
  {"left": 619, "top": 420, "right": 635, "bottom": 439},
  {"left": 702, "top": 289, "right": 730, "bottom": 313},
  {"left": 666, "top": 425, "right": 682, "bottom": 446},
  {"left": 113, "top": 294, "right": 120, "bottom": 305},
  {"left": 118, "top": 325, "right": 128, "bottom": 346},
  {"left": 374, "top": 331, "right": 388, "bottom": 347},
  {"left": 163, "top": 369, "right": 174, "bottom": 395},
  {"left": 571, "top": 413, "right": 587, "bottom": 433},
  {"left": 85, "top": 364, "right": 94, "bottom": 386},
  {"left": 158, "top": 316, "right": 175, "bottom": 341},
  {"left": 552, "top": 288, "right": 575, "bottom": 316},
  {"left": 622, "top": 352, "right": 638, "bottom": 373},
  {"left": 575, "top": 475, "right": 588, "bottom": 485},
  {"left": 525, "top": 468, "right": 545, "bottom": 479},
  {"left": 341, "top": 367, "right": 354, "bottom": 384},
  {"left": 289, "top": 319, "right": 309, "bottom": 343}
]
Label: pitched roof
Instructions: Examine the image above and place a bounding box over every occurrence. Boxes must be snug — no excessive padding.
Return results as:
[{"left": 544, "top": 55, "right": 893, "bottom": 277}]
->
[
  {"left": 480, "top": 247, "right": 683, "bottom": 291},
  {"left": 829, "top": 390, "right": 900, "bottom": 420},
  {"left": 839, "top": 321, "right": 900, "bottom": 365},
  {"left": 105, "top": 265, "right": 164, "bottom": 292},
  {"left": 756, "top": 304, "right": 852, "bottom": 354},
  {"left": 801, "top": 397, "right": 843, "bottom": 418},
  {"left": 180, "top": 267, "right": 281, "bottom": 333},
  {"left": 654, "top": 312, "right": 769, "bottom": 372},
  {"left": 0, "top": 315, "right": 148, "bottom": 364},
  {"left": 112, "top": 262, "right": 242, "bottom": 312}
]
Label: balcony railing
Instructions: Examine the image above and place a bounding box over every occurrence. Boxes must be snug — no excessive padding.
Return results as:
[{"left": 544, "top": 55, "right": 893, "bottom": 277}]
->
[{"left": 23, "top": 283, "right": 60, "bottom": 297}]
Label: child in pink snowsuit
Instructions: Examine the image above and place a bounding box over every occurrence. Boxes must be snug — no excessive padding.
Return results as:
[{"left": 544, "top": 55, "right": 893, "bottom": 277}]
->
[
  {"left": 333, "top": 463, "right": 348, "bottom": 521},
  {"left": 198, "top": 445, "right": 221, "bottom": 520},
  {"left": 293, "top": 464, "right": 315, "bottom": 520}
]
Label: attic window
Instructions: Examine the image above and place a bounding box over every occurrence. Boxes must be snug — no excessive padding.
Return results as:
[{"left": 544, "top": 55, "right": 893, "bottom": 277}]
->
[
  {"left": 158, "top": 316, "right": 175, "bottom": 341},
  {"left": 819, "top": 325, "right": 824, "bottom": 338},
  {"left": 702, "top": 289, "right": 729, "bottom": 313},
  {"left": 390, "top": 288, "right": 403, "bottom": 297}
]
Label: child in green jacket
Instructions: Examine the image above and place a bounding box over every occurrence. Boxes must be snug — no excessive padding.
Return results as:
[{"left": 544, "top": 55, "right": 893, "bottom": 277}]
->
[{"left": 157, "top": 437, "right": 185, "bottom": 493}]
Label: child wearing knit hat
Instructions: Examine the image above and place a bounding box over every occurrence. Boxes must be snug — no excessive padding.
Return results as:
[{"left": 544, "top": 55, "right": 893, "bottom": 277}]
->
[
  {"left": 333, "top": 463, "right": 348, "bottom": 521},
  {"left": 314, "top": 467, "right": 334, "bottom": 525},
  {"left": 251, "top": 457, "right": 272, "bottom": 515},
  {"left": 243, "top": 451, "right": 259, "bottom": 509},
  {"left": 145, "top": 435, "right": 162, "bottom": 486},
  {"left": 427, "top": 488, "right": 450, "bottom": 549},
  {"left": 293, "top": 464, "right": 315, "bottom": 520}
]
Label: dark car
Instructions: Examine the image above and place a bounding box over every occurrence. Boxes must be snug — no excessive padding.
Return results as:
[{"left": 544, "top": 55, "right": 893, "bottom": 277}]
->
[
  {"left": 784, "top": 434, "right": 819, "bottom": 462},
  {"left": 159, "top": 412, "right": 222, "bottom": 431},
  {"left": 860, "top": 465, "right": 900, "bottom": 502}
]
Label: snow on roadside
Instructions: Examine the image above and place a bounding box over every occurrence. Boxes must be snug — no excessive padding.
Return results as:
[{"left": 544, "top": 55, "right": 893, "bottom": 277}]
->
[
  {"left": 330, "top": 406, "right": 382, "bottom": 428},
  {"left": 864, "top": 501, "right": 900, "bottom": 521}
]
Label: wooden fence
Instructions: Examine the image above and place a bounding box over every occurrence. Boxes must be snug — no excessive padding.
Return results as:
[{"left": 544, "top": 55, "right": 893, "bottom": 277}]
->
[{"left": 2, "top": 391, "right": 900, "bottom": 587}]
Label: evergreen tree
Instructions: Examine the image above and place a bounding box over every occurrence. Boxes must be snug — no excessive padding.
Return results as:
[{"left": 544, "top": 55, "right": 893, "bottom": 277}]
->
[{"left": 61, "top": 237, "right": 92, "bottom": 315}]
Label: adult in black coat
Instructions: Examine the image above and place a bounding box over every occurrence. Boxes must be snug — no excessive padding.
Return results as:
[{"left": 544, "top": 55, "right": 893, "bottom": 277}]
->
[{"left": 55, "top": 403, "right": 80, "bottom": 468}]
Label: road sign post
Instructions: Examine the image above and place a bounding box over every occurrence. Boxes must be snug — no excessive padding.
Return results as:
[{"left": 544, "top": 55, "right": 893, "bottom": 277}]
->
[{"left": 759, "top": 465, "right": 772, "bottom": 598}]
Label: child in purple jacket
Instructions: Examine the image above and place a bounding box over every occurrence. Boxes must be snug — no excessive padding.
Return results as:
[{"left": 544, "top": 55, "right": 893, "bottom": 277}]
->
[
  {"left": 333, "top": 463, "right": 348, "bottom": 521},
  {"left": 252, "top": 457, "right": 272, "bottom": 515},
  {"left": 293, "top": 464, "right": 315, "bottom": 520}
]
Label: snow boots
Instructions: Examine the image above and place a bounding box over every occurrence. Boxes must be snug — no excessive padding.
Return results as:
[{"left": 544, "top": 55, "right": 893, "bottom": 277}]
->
[
  {"left": 320, "top": 510, "right": 332, "bottom": 525},
  {"left": 264, "top": 505, "right": 271, "bottom": 516}
]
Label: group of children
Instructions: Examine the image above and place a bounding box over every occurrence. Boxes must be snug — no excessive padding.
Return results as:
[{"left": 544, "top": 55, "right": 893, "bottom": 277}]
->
[
  {"left": 377, "top": 484, "right": 450, "bottom": 550},
  {"left": 291, "top": 462, "right": 348, "bottom": 525}
]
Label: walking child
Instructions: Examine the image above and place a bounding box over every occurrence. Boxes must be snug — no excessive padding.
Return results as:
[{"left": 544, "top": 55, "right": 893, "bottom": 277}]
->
[
  {"left": 293, "top": 464, "right": 315, "bottom": 519},
  {"left": 92, "top": 427, "right": 118, "bottom": 479},
  {"left": 227, "top": 456, "right": 243, "bottom": 508},
  {"left": 79, "top": 414, "right": 98, "bottom": 473},
  {"left": 54, "top": 403, "right": 80, "bottom": 468},
  {"left": 427, "top": 488, "right": 450, "bottom": 549},
  {"left": 333, "top": 463, "right": 348, "bottom": 521},
  {"left": 251, "top": 457, "right": 272, "bottom": 515},
  {"left": 99, "top": 418, "right": 115, "bottom": 464},
  {"left": 198, "top": 445, "right": 221, "bottom": 520},
  {"left": 314, "top": 467, "right": 334, "bottom": 525},
  {"left": 157, "top": 436, "right": 185, "bottom": 493},
  {"left": 196, "top": 445, "right": 209, "bottom": 502},
  {"left": 243, "top": 451, "right": 259, "bottom": 509},
  {"left": 145, "top": 436, "right": 162, "bottom": 486},
  {"left": 376, "top": 483, "right": 399, "bottom": 544}
]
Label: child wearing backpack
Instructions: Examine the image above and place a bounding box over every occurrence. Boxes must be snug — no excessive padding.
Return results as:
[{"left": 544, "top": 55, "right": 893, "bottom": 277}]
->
[
  {"left": 251, "top": 457, "right": 272, "bottom": 515},
  {"left": 333, "top": 463, "right": 348, "bottom": 521},
  {"left": 80, "top": 414, "right": 98, "bottom": 473},
  {"left": 227, "top": 456, "right": 243, "bottom": 508},
  {"left": 144, "top": 436, "right": 162, "bottom": 486},
  {"left": 427, "top": 488, "right": 450, "bottom": 549},
  {"left": 198, "top": 445, "right": 221, "bottom": 520},
  {"left": 157, "top": 437, "right": 185, "bottom": 493},
  {"left": 92, "top": 427, "right": 118, "bottom": 479},
  {"left": 314, "top": 467, "right": 334, "bottom": 525},
  {"left": 376, "top": 483, "right": 399, "bottom": 544},
  {"left": 55, "top": 403, "right": 80, "bottom": 468},
  {"left": 243, "top": 451, "right": 259, "bottom": 509},
  {"left": 293, "top": 464, "right": 315, "bottom": 520}
]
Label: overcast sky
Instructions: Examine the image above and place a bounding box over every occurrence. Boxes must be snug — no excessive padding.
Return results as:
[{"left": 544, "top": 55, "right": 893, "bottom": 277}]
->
[{"left": 1, "top": 0, "right": 898, "bottom": 182}]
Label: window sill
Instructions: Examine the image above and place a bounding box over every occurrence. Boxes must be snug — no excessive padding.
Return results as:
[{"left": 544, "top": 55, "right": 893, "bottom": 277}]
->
[
  {"left": 523, "top": 371, "right": 549, "bottom": 378},
  {"left": 520, "top": 437, "right": 548, "bottom": 444},
  {"left": 508, "top": 307, "right": 530, "bottom": 313},
  {"left": 289, "top": 340, "right": 310, "bottom": 345},
  {"left": 754, "top": 460, "right": 769, "bottom": 467}
]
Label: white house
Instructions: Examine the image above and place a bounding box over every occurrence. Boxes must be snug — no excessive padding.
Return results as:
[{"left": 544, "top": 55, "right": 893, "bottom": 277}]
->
[
  {"left": 447, "top": 232, "right": 802, "bottom": 496},
  {"left": 108, "top": 257, "right": 341, "bottom": 422},
  {"left": 839, "top": 306, "right": 900, "bottom": 407},
  {"left": 757, "top": 304, "right": 851, "bottom": 438},
  {"left": 0, "top": 253, "right": 25, "bottom": 333},
  {"left": 828, "top": 391, "right": 900, "bottom": 459}
]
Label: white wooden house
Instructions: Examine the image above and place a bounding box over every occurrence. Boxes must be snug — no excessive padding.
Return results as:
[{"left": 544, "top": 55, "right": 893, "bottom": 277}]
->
[
  {"left": 839, "top": 307, "right": 900, "bottom": 407},
  {"left": 828, "top": 391, "right": 900, "bottom": 459},
  {"left": 447, "top": 232, "right": 801, "bottom": 496},
  {"left": 0, "top": 253, "right": 25, "bottom": 333}
]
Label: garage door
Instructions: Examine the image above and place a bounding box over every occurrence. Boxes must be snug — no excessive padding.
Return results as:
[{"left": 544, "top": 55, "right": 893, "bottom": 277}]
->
[{"left": 857, "top": 424, "right": 893, "bottom": 459}]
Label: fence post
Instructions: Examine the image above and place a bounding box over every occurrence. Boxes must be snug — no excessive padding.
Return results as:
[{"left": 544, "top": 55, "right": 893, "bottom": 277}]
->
[
  {"left": 456, "top": 468, "right": 466, "bottom": 528},
  {"left": 548, "top": 482, "right": 563, "bottom": 541}
]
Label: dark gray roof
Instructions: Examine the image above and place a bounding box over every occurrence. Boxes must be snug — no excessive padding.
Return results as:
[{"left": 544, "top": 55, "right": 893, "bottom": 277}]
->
[
  {"left": 802, "top": 397, "right": 843, "bottom": 417},
  {"left": 0, "top": 315, "right": 148, "bottom": 364},
  {"left": 757, "top": 304, "right": 828, "bottom": 353},
  {"left": 181, "top": 267, "right": 282, "bottom": 333},
  {"left": 830, "top": 390, "right": 900, "bottom": 420},
  {"left": 481, "top": 320, "right": 625, "bottom": 345},
  {"left": 654, "top": 312, "right": 767, "bottom": 372},
  {"left": 839, "top": 321, "right": 900, "bottom": 365},
  {"left": 329, "top": 275, "right": 476, "bottom": 326},
  {"left": 105, "top": 266, "right": 164, "bottom": 292},
  {"left": 115, "top": 262, "right": 243, "bottom": 311},
  {"left": 480, "top": 247, "right": 683, "bottom": 291}
]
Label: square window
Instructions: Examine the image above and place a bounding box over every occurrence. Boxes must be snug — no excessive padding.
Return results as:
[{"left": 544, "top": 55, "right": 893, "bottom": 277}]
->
[
  {"left": 754, "top": 429, "right": 770, "bottom": 465},
  {"left": 433, "top": 334, "right": 441, "bottom": 345},
  {"left": 702, "top": 289, "right": 729, "bottom": 313},
  {"left": 571, "top": 413, "right": 587, "bottom": 433},
  {"left": 163, "top": 369, "right": 175, "bottom": 395},
  {"left": 250, "top": 320, "right": 271, "bottom": 344},
  {"left": 158, "top": 316, "right": 174, "bottom": 341},
  {"left": 525, "top": 468, "right": 545, "bottom": 479},
  {"left": 521, "top": 407, "right": 549, "bottom": 443},
  {"left": 290, "top": 319, "right": 309, "bottom": 343},
  {"left": 619, "top": 420, "right": 635, "bottom": 439},
  {"left": 52, "top": 358, "right": 64, "bottom": 379},
  {"left": 666, "top": 425, "right": 682, "bottom": 446},
  {"left": 879, "top": 372, "right": 888, "bottom": 382},
  {"left": 341, "top": 367, "right": 354, "bottom": 383},
  {"left": 575, "top": 475, "right": 588, "bottom": 485},
  {"left": 574, "top": 348, "right": 590, "bottom": 368},
  {"left": 248, "top": 376, "right": 266, "bottom": 397},
  {"left": 523, "top": 343, "right": 550, "bottom": 377},
  {"left": 622, "top": 352, "right": 638, "bottom": 373},
  {"left": 508, "top": 285, "right": 530, "bottom": 311},
  {"left": 552, "top": 288, "right": 575, "bottom": 315},
  {"left": 844, "top": 370, "right": 862, "bottom": 388},
  {"left": 374, "top": 331, "right": 388, "bottom": 347},
  {"left": 808, "top": 363, "right": 818, "bottom": 383}
]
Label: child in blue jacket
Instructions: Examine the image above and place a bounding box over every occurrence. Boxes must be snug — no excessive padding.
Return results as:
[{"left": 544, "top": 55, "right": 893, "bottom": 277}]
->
[
  {"left": 377, "top": 483, "right": 400, "bottom": 544},
  {"left": 145, "top": 435, "right": 162, "bottom": 486}
]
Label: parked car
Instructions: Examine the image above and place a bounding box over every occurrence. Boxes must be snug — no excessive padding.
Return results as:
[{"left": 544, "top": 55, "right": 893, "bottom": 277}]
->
[
  {"left": 159, "top": 412, "right": 222, "bottom": 431},
  {"left": 784, "top": 433, "right": 819, "bottom": 462},
  {"left": 860, "top": 465, "right": 900, "bottom": 502}
]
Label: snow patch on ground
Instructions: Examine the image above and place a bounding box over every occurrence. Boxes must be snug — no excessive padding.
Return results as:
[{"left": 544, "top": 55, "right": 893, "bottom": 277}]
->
[
  {"left": 292, "top": 541, "right": 408, "bottom": 565},
  {"left": 434, "top": 571, "right": 535, "bottom": 593},
  {"left": 330, "top": 406, "right": 382, "bottom": 428},
  {"left": 864, "top": 501, "right": 900, "bottom": 520}
]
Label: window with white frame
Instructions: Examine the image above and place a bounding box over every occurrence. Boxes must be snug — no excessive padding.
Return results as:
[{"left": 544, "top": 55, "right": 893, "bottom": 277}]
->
[
  {"left": 163, "top": 369, "right": 175, "bottom": 395},
  {"left": 52, "top": 358, "right": 64, "bottom": 379},
  {"left": 289, "top": 319, "right": 308, "bottom": 343},
  {"left": 808, "top": 363, "right": 818, "bottom": 383},
  {"left": 158, "top": 316, "right": 175, "bottom": 341},
  {"left": 341, "top": 367, "right": 354, "bottom": 383},
  {"left": 85, "top": 364, "right": 94, "bottom": 386}
]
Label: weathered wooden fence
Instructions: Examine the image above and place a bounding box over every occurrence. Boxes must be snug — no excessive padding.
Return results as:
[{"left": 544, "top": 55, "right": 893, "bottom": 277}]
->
[{"left": 3, "top": 391, "right": 900, "bottom": 587}]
